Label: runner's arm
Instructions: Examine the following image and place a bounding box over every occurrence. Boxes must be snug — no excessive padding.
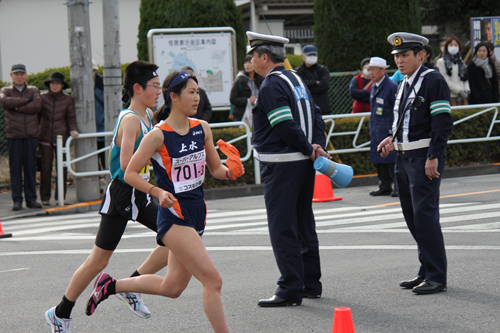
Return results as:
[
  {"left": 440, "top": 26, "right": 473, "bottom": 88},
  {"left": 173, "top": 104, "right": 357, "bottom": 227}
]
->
[{"left": 124, "top": 128, "right": 177, "bottom": 208}]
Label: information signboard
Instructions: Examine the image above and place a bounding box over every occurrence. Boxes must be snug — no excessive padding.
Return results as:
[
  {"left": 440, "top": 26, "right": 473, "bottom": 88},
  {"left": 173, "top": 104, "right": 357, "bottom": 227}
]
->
[{"left": 148, "top": 27, "right": 237, "bottom": 110}]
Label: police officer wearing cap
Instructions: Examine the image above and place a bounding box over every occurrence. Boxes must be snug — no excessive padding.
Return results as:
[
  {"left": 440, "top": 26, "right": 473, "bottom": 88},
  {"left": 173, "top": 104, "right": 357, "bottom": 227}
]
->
[
  {"left": 246, "top": 31, "right": 330, "bottom": 307},
  {"left": 378, "top": 32, "right": 453, "bottom": 294}
]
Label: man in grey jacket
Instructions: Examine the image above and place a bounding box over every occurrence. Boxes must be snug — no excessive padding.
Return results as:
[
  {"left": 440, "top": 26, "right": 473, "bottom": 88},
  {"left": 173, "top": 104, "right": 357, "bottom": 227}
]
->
[{"left": 0, "top": 64, "right": 42, "bottom": 210}]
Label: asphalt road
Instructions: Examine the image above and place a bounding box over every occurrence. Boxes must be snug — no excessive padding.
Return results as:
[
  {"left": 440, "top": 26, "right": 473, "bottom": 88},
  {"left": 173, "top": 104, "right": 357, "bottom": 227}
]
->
[{"left": 1, "top": 173, "right": 499, "bottom": 332}]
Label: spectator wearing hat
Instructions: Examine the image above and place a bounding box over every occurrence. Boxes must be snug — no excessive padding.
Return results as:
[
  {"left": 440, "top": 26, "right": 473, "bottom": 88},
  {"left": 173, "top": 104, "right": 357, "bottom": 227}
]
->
[
  {"left": 349, "top": 57, "right": 374, "bottom": 113},
  {"left": 378, "top": 32, "right": 453, "bottom": 295},
  {"left": 39, "top": 72, "right": 79, "bottom": 206},
  {"left": 247, "top": 31, "right": 329, "bottom": 307},
  {"left": 0, "top": 64, "right": 43, "bottom": 210},
  {"left": 92, "top": 59, "right": 106, "bottom": 170},
  {"left": 295, "top": 45, "right": 331, "bottom": 114},
  {"left": 367, "top": 57, "right": 398, "bottom": 197}
]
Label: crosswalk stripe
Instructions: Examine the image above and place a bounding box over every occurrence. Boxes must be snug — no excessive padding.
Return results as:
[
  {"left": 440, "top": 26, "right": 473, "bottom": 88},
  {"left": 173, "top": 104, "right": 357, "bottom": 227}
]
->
[
  {"left": 2, "top": 245, "right": 500, "bottom": 257},
  {"left": 2, "top": 202, "right": 498, "bottom": 239}
]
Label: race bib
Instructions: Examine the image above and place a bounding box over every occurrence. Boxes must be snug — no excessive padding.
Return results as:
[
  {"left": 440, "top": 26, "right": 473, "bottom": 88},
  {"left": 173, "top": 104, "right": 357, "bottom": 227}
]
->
[
  {"left": 139, "top": 165, "right": 150, "bottom": 181},
  {"left": 171, "top": 150, "right": 206, "bottom": 193}
]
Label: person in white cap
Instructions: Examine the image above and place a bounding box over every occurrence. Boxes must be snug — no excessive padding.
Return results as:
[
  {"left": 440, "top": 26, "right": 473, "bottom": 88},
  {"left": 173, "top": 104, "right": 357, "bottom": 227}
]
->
[
  {"left": 246, "top": 31, "right": 330, "bottom": 307},
  {"left": 367, "top": 57, "right": 398, "bottom": 197},
  {"left": 377, "top": 32, "right": 453, "bottom": 295}
]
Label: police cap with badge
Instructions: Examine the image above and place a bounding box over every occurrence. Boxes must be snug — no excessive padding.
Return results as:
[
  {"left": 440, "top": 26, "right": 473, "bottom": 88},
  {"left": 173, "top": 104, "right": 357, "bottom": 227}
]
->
[
  {"left": 246, "top": 31, "right": 289, "bottom": 54},
  {"left": 387, "top": 32, "right": 429, "bottom": 54}
]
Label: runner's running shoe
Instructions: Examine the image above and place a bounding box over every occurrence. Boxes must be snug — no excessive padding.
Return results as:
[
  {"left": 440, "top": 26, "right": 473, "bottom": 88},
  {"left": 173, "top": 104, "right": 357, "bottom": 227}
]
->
[
  {"left": 85, "top": 272, "right": 115, "bottom": 316},
  {"left": 45, "top": 306, "right": 71, "bottom": 333},
  {"left": 116, "top": 292, "right": 151, "bottom": 319}
]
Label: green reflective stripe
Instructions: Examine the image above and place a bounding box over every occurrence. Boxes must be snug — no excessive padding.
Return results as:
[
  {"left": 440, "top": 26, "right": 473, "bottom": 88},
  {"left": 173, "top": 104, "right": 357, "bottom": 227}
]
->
[
  {"left": 431, "top": 108, "right": 451, "bottom": 116},
  {"left": 430, "top": 100, "right": 450, "bottom": 109},
  {"left": 268, "top": 106, "right": 293, "bottom": 126},
  {"left": 430, "top": 100, "right": 450, "bottom": 116}
]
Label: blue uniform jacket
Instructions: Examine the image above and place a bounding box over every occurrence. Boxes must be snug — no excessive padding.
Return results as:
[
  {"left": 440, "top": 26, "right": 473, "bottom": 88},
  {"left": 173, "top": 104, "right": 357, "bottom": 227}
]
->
[
  {"left": 395, "top": 66, "right": 453, "bottom": 158},
  {"left": 369, "top": 74, "right": 398, "bottom": 164},
  {"left": 252, "top": 66, "right": 326, "bottom": 156}
]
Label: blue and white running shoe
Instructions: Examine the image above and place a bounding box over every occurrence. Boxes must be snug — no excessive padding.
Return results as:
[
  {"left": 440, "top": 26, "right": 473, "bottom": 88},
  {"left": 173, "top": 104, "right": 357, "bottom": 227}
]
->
[
  {"left": 116, "top": 292, "right": 151, "bottom": 319},
  {"left": 45, "top": 306, "right": 71, "bottom": 333}
]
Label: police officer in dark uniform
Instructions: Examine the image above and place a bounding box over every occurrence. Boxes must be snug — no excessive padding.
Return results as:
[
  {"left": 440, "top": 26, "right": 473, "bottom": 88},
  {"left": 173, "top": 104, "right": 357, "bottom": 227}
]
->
[
  {"left": 378, "top": 33, "right": 453, "bottom": 294},
  {"left": 246, "top": 31, "right": 330, "bottom": 307}
]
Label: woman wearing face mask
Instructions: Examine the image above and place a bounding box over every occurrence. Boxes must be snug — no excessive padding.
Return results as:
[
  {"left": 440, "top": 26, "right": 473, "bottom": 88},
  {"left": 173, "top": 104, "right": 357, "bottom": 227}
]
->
[
  {"left": 436, "top": 36, "right": 470, "bottom": 106},
  {"left": 349, "top": 57, "right": 374, "bottom": 113},
  {"left": 467, "top": 42, "right": 500, "bottom": 104},
  {"left": 295, "top": 44, "right": 331, "bottom": 114}
]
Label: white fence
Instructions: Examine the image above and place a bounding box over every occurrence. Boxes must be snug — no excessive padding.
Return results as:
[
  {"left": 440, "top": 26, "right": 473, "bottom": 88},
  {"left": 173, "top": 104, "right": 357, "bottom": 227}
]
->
[{"left": 57, "top": 104, "right": 500, "bottom": 206}]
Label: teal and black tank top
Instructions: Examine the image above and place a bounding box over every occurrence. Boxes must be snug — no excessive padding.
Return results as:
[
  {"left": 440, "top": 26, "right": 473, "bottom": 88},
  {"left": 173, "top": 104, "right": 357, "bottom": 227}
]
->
[{"left": 109, "top": 109, "right": 152, "bottom": 183}]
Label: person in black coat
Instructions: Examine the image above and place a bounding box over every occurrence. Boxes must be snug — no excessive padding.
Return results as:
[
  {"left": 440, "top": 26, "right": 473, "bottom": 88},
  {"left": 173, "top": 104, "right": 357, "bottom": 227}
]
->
[
  {"left": 229, "top": 55, "right": 263, "bottom": 121},
  {"left": 295, "top": 45, "right": 331, "bottom": 114},
  {"left": 467, "top": 42, "right": 500, "bottom": 105}
]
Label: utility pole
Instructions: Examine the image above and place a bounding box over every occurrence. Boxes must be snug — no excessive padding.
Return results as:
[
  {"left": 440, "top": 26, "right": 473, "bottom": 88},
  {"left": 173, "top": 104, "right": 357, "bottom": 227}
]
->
[
  {"left": 66, "top": 1, "right": 100, "bottom": 202},
  {"left": 102, "top": 0, "right": 122, "bottom": 183}
]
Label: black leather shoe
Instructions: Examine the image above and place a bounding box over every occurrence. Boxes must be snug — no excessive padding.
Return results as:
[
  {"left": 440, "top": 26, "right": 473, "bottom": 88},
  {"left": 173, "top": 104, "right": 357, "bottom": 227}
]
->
[
  {"left": 12, "top": 202, "right": 22, "bottom": 211},
  {"left": 27, "top": 201, "right": 42, "bottom": 209},
  {"left": 258, "top": 295, "right": 301, "bottom": 307},
  {"left": 369, "top": 189, "right": 392, "bottom": 196},
  {"left": 412, "top": 280, "right": 447, "bottom": 294},
  {"left": 400, "top": 276, "right": 424, "bottom": 289},
  {"left": 391, "top": 190, "right": 399, "bottom": 197},
  {"left": 303, "top": 291, "right": 321, "bottom": 298}
]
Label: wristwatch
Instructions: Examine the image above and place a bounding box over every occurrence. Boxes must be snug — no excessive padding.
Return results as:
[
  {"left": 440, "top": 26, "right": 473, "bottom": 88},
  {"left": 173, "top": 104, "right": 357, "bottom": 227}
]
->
[{"left": 427, "top": 153, "right": 437, "bottom": 160}]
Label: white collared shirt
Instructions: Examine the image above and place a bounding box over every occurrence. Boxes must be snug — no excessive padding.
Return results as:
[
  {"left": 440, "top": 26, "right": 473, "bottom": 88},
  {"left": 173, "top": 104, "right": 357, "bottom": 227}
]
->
[
  {"left": 404, "top": 64, "right": 423, "bottom": 87},
  {"left": 375, "top": 75, "right": 386, "bottom": 88}
]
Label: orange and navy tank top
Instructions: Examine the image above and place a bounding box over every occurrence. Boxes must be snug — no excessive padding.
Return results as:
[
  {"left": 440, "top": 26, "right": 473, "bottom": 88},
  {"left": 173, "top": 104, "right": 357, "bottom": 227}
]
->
[{"left": 151, "top": 118, "right": 206, "bottom": 201}]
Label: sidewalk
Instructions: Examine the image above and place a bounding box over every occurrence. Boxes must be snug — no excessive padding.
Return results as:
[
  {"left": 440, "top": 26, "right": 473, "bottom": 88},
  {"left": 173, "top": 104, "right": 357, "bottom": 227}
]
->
[{"left": 0, "top": 163, "right": 498, "bottom": 221}]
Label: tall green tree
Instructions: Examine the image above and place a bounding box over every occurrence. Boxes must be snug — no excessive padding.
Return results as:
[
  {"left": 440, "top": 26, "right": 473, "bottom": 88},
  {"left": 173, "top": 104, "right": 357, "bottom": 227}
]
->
[
  {"left": 137, "top": 0, "right": 245, "bottom": 66},
  {"left": 421, "top": 0, "right": 500, "bottom": 35},
  {"left": 314, "top": 0, "right": 421, "bottom": 71}
]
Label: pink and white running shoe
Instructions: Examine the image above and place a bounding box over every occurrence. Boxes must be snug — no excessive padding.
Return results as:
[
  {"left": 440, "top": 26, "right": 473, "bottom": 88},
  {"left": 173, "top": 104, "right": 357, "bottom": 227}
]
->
[{"left": 85, "top": 272, "right": 115, "bottom": 316}]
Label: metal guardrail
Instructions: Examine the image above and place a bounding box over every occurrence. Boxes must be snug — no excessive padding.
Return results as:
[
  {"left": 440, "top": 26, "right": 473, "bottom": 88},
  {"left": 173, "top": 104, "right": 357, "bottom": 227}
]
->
[
  {"left": 56, "top": 104, "right": 500, "bottom": 206},
  {"left": 56, "top": 121, "right": 253, "bottom": 206},
  {"left": 322, "top": 103, "right": 500, "bottom": 155}
]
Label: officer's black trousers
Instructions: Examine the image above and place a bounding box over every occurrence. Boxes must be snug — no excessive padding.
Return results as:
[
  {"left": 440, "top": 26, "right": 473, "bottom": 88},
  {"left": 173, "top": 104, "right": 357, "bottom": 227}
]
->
[
  {"left": 261, "top": 160, "right": 322, "bottom": 302},
  {"left": 395, "top": 154, "right": 447, "bottom": 285}
]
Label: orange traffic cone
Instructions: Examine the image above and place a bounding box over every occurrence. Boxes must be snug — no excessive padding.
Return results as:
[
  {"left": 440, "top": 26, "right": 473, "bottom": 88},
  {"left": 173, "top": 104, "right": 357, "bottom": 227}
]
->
[
  {"left": 331, "top": 307, "right": 356, "bottom": 333},
  {"left": 313, "top": 172, "right": 342, "bottom": 202},
  {"left": 0, "top": 219, "right": 12, "bottom": 239}
]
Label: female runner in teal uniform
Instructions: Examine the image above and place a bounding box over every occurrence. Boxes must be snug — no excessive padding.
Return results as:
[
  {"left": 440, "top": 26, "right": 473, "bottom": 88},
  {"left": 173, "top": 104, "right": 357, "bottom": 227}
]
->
[
  {"left": 85, "top": 71, "right": 244, "bottom": 333},
  {"left": 45, "top": 61, "right": 170, "bottom": 333}
]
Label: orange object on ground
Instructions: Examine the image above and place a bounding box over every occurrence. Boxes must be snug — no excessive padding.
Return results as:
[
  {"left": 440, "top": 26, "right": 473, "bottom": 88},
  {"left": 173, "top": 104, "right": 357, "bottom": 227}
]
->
[
  {"left": 312, "top": 172, "right": 342, "bottom": 202},
  {"left": 216, "top": 139, "right": 243, "bottom": 180},
  {"left": 331, "top": 307, "right": 356, "bottom": 333},
  {"left": 0, "top": 219, "right": 12, "bottom": 239}
]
